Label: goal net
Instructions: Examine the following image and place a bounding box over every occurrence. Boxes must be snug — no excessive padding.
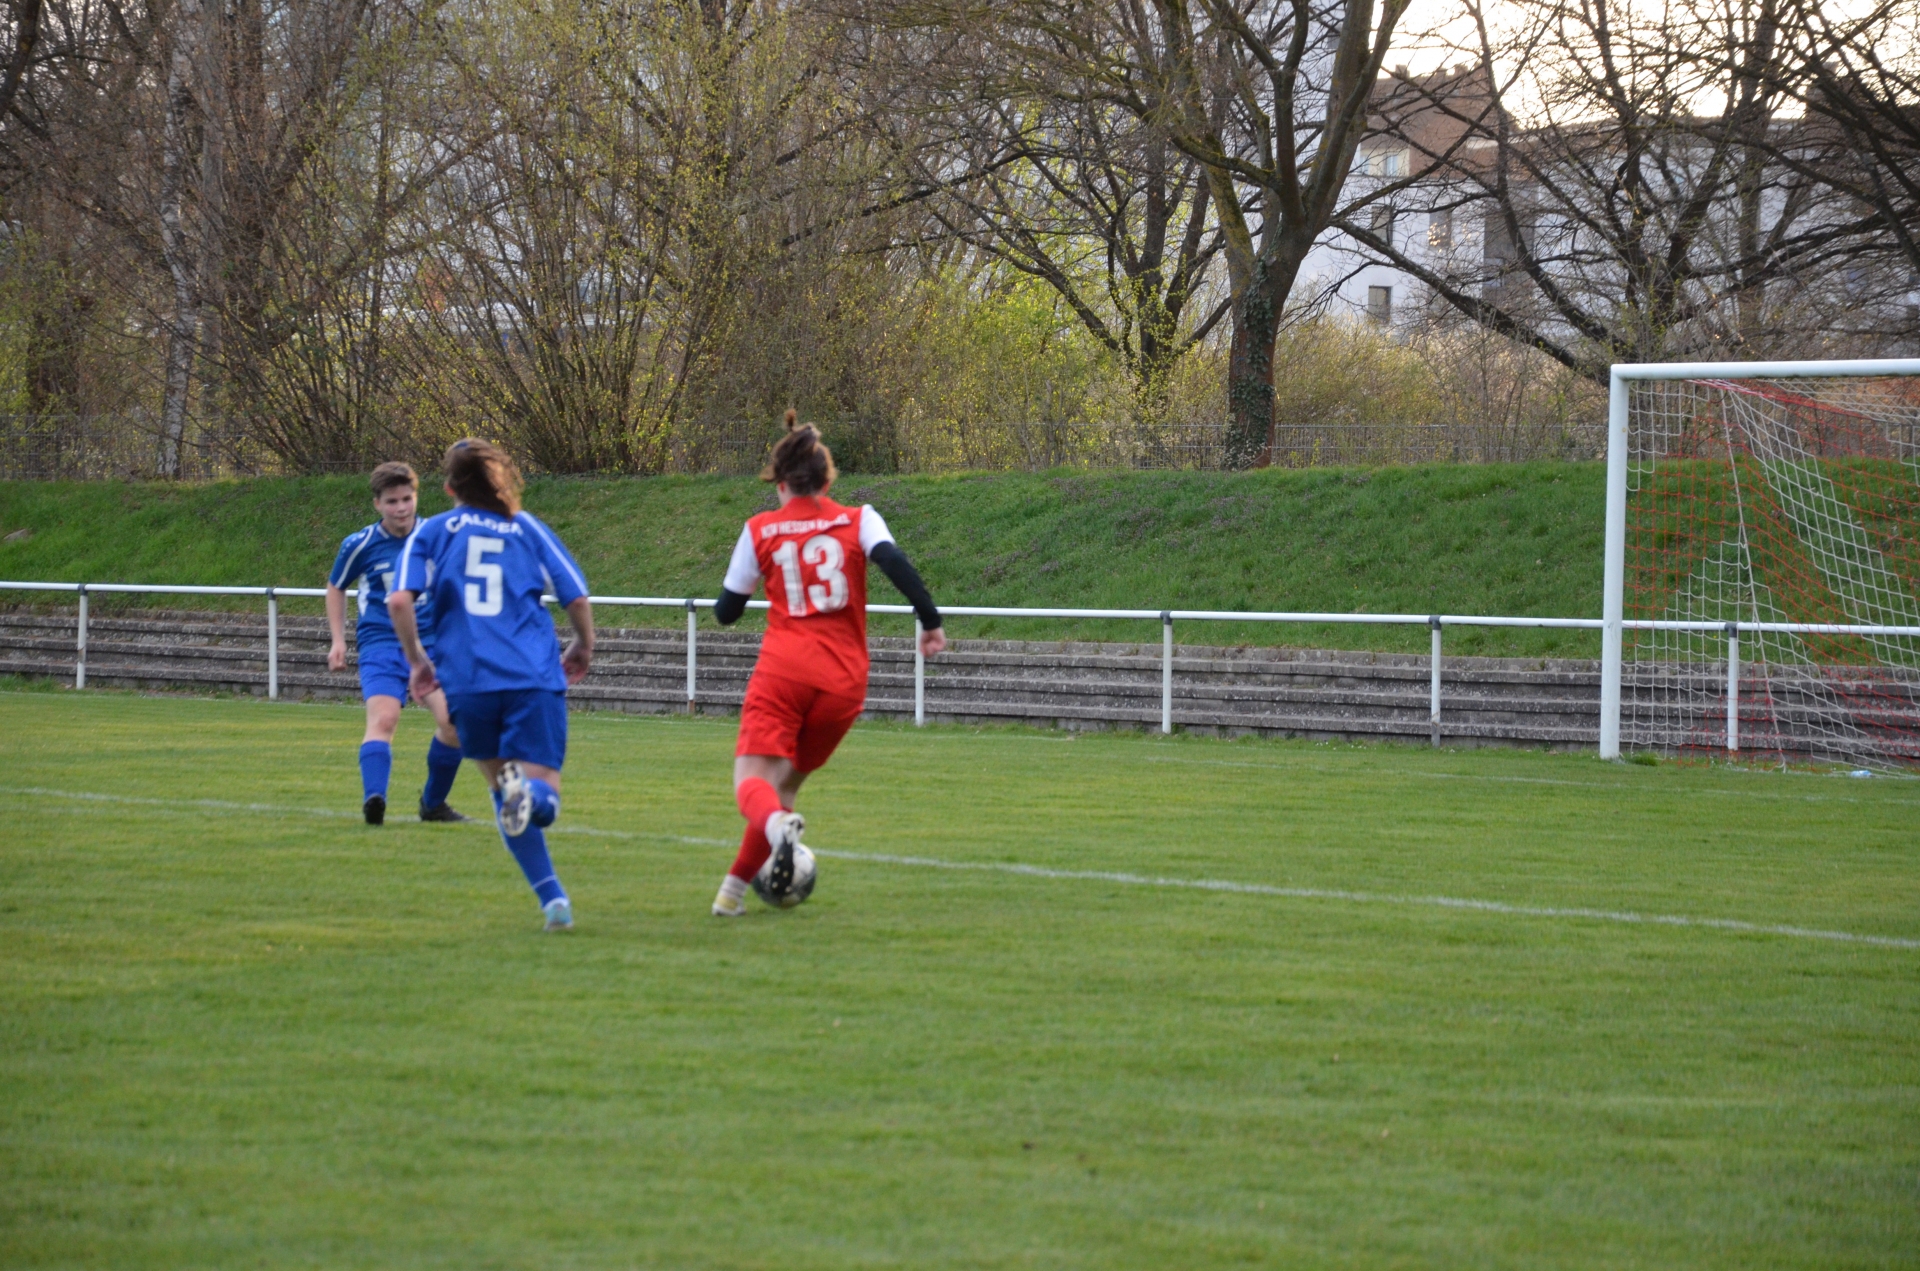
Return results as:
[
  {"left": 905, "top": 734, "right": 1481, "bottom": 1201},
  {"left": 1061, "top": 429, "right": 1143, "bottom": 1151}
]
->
[{"left": 1602, "top": 361, "right": 1920, "bottom": 769}]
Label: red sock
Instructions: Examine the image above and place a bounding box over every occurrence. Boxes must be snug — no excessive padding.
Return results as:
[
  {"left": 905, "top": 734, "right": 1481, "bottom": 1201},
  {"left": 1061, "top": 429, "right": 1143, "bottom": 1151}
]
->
[{"left": 729, "top": 778, "right": 785, "bottom": 881}]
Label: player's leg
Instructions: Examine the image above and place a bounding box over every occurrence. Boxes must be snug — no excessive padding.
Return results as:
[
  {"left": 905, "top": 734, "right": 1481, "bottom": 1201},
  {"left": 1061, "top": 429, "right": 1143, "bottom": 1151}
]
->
[
  {"left": 359, "top": 695, "right": 401, "bottom": 825},
  {"left": 475, "top": 689, "right": 572, "bottom": 931},
  {"left": 788, "top": 689, "right": 864, "bottom": 793},
  {"left": 716, "top": 753, "right": 799, "bottom": 916},
  {"left": 488, "top": 757, "right": 562, "bottom": 833},
  {"left": 356, "top": 644, "right": 411, "bottom": 825},
  {"left": 753, "top": 690, "right": 862, "bottom": 894},
  {"left": 416, "top": 687, "right": 469, "bottom": 822},
  {"left": 714, "top": 674, "right": 807, "bottom": 916}
]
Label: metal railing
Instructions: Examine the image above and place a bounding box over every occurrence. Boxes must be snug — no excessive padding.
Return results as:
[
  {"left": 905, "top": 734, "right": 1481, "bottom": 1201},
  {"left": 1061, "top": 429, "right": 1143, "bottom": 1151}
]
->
[{"left": 7, "top": 579, "right": 1920, "bottom": 751}]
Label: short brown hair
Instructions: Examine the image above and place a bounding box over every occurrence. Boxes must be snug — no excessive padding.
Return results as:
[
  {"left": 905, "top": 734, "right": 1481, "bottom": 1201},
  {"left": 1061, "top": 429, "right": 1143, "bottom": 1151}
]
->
[
  {"left": 443, "top": 439, "right": 523, "bottom": 517},
  {"left": 761, "top": 409, "right": 836, "bottom": 496},
  {"left": 369, "top": 461, "right": 418, "bottom": 497}
]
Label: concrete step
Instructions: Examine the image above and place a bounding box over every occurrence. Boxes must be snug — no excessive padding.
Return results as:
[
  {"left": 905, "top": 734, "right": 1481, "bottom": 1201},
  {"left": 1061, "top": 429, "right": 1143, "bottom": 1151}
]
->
[{"left": 8, "top": 608, "right": 1917, "bottom": 758}]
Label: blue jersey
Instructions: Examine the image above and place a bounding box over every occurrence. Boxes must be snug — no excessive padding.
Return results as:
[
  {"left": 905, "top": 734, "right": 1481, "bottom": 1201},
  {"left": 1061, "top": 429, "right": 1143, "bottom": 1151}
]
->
[
  {"left": 330, "top": 521, "right": 434, "bottom": 652},
  {"left": 394, "top": 507, "right": 588, "bottom": 696}
]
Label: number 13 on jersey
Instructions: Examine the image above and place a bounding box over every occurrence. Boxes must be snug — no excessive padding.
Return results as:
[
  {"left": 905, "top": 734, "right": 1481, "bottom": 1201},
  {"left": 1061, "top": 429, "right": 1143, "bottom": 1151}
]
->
[{"left": 771, "top": 534, "right": 848, "bottom": 616}]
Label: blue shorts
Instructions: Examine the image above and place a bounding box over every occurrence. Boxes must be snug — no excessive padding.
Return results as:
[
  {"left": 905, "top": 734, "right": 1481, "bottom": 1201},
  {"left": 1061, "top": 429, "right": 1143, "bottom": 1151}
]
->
[
  {"left": 357, "top": 643, "right": 412, "bottom": 703},
  {"left": 446, "top": 689, "right": 568, "bottom": 769}
]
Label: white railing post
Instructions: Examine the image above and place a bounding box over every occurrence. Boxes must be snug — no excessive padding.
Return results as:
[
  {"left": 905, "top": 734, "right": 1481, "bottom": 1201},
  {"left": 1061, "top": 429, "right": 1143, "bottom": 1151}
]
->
[
  {"left": 914, "top": 618, "right": 926, "bottom": 726},
  {"left": 266, "top": 588, "right": 279, "bottom": 700},
  {"left": 685, "top": 599, "right": 697, "bottom": 713},
  {"left": 1161, "top": 611, "right": 1173, "bottom": 734},
  {"left": 1599, "top": 367, "right": 1629, "bottom": 759},
  {"left": 74, "top": 584, "right": 87, "bottom": 690},
  {"left": 1726, "top": 621, "right": 1740, "bottom": 753},
  {"left": 1429, "top": 615, "right": 1443, "bottom": 748}
]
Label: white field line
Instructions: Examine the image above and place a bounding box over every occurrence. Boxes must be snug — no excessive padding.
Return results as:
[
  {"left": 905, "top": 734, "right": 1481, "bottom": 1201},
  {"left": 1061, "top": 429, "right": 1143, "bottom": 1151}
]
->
[
  {"left": 811, "top": 851, "right": 1920, "bottom": 950},
  {"left": 1138, "top": 756, "right": 1920, "bottom": 804},
  {"left": 9, "top": 785, "right": 1916, "bottom": 951},
  {"left": 1, "top": 786, "right": 734, "bottom": 846}
]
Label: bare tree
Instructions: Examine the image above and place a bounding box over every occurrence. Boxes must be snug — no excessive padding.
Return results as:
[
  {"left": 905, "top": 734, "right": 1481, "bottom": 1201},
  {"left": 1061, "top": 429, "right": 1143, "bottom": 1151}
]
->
[
  {"left": 1342, "top": 0, "right": 1917, "bottom": 381},
  {"left": 0, "top": 0, "right": 41, "bottom": 126},
  {"left": 853, "top": 15, "right": 1228, "bottom": 422},
  {"left": 155, "top": 0, "right": 207, "bottom": 473},
  {"left": 407, "top": 0, "right": 855, "bottom": 471},
  {"left": 1759, "top": 0, "right": 1920, "bottom": 281},
  {"left": 868, "top": 0, "right": 1412, "bottom": 464}
]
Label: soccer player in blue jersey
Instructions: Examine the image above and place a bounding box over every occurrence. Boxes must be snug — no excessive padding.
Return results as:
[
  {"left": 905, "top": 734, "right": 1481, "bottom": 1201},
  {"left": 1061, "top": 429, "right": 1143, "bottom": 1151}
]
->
[
  {"left": 389, "top": 440, "right": 595, "bottom": 933},
  {"left": 326, "top": 462, "right": 470, "bottom": 827}
]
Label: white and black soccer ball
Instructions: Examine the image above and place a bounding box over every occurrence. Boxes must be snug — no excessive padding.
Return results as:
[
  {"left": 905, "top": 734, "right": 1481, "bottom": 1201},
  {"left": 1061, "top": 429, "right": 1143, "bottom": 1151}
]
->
[{"left": 752, "top": 843, "right": 817, "bottom": 909}]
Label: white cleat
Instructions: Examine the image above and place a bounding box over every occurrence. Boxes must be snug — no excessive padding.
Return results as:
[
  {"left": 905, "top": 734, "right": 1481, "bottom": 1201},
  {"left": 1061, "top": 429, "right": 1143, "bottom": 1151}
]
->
[
  {"left": 712, "top": 892, "right": 748, "bottom": 918},
  {"left": 763, "top": 810, "right": 805, "bottom": 896},
  {"left": 542, "top": 896, "right": 573, "bottom": 932},
  {"left": 497, "top": 761, "right": 532, "bottom": 837}
]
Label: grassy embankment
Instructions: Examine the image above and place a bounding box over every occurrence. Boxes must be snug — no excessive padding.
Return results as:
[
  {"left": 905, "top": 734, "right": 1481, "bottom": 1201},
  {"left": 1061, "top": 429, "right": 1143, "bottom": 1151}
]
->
[{"left": 0, "top": 465, "right": 1605, "bottom": 656}]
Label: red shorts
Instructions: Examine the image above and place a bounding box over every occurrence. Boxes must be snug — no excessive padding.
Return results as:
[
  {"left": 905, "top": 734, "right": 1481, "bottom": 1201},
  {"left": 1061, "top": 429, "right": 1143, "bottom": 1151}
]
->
[{"left": 735, "top": 672, "right": 865, "bottom": 773}]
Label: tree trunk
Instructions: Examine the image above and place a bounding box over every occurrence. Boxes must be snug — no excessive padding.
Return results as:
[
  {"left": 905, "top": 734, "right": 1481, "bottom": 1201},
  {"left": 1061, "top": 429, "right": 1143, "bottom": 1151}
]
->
[
  {"left": 157, "top": 0, "right": 204, "bottom": 478},
  {"left": 1226, "top": 261, "right": 1280, "bottom": 467}
]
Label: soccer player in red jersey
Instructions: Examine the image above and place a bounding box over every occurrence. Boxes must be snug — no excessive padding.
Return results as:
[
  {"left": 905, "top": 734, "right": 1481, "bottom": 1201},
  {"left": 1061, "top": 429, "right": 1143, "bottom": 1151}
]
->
[{"left": 708, "top": 411, "right": 946, "bottom": 915}]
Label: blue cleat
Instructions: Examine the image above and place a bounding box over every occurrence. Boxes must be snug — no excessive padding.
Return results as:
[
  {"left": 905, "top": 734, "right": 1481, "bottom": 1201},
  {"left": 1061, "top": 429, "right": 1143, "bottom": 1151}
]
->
[{"left": 542, "top": 897, "right": 573, "bottom": 932}]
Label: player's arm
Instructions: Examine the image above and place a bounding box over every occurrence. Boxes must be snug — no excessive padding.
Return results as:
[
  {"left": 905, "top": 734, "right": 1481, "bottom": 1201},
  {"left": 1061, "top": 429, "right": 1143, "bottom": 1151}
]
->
[
  {"left": 524, "top": 514, "right": 595, "bottom": 684},
  {"left": 390, "top": 524, "right": 438, "bottom": 698},
  {"left": 388, "top": 589, "right": 428, "bottom": 662},
  {"left": 324, "top": 584, "right": 350, "bottom": 672},
  {"left": 870, "top": 542, "right": 945, "bottom": 657},
  {"left": 714, "top": 524, "right": 759, "bottom": 627},
  {"left": 325, "top": 533, "right": 361, "bottom": 673},
  {"left": 561, "top": 596, "right": 594, "bottom": 684},
  {"left": 860, "top": 507, "right": 945, "bottom": 657},
  {"left": 390, "top": 590, "right": 441, "bottom": 701}
]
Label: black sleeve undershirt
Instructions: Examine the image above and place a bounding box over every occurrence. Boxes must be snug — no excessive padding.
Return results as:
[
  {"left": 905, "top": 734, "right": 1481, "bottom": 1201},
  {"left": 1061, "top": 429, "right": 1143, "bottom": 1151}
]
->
[
  {"left": 869, "top": 541, "right": 941, "bottom": 630},
  {"left": 714, "top": 588, "right": 749, "bottom": 625}
]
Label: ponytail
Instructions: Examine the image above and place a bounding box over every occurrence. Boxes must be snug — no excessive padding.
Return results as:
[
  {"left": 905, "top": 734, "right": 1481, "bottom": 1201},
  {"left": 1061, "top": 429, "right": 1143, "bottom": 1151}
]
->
[
  {"left": 444, "top": 438, "right": 524, "bottom": 517},
  {"left": 761, "top": 408, "right": 836, "bottom": 496}
]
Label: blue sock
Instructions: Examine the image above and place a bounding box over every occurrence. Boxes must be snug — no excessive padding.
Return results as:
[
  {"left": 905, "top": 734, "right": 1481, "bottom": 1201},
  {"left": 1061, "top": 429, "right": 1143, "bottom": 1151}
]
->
[
  {"left": 421, "top": 737, "right": 462, "bottom": 809},
  {"left": 494, "top": 790, "right": 565, "bottom": 905},
  {"left": 526, "top": 777, "right": 560, "bottom": 828},
  {"left": 358, "top": 741, "right": 392, "bottom": 801}
]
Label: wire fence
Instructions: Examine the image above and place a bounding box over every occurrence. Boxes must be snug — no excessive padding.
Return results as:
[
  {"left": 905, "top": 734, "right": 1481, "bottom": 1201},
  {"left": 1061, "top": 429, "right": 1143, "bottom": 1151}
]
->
[
  {"left": 0, "top": 414, "right": 311, "bottom": 480},
  {"left": 669, "top": 418, "right": 1606, "bottom": 474},
  {"left": 1, "top": 415, "right": 1607, "bottom": 480}
]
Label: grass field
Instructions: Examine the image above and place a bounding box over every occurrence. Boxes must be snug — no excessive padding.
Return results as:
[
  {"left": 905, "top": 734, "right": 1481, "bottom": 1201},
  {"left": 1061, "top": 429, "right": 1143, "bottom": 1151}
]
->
[
  {"left": 4, "top": 688, "right": 1918, "bottom": 1268},
  {"left": 0, "top": 465, "right": 1604, "bottom": 656}
]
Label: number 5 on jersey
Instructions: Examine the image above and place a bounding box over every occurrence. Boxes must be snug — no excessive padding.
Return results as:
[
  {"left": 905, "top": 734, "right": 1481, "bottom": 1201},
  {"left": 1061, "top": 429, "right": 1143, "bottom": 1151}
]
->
[
  {"left": 772, "top": 534, "right": 848, "bottom": 616},
  {"left": 465, "top": 536, "right": 505, "bottom": 616}
]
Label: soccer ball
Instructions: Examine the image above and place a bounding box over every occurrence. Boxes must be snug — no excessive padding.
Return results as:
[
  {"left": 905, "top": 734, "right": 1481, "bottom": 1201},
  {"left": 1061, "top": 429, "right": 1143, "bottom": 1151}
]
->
[{"left": 752, "top": 843, "right": 817, "bottom": 909}]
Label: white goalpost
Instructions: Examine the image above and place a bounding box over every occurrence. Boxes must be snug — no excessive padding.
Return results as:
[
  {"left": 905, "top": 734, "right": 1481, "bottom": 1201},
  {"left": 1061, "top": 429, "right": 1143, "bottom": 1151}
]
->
[{"left": 1599, "top": 358, "right": 1920, "bottom": 768}]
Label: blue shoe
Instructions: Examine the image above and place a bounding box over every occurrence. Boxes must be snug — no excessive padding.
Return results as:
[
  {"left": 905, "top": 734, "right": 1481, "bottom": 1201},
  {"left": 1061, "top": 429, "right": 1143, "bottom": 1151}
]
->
[
  {"left": 497, "top": 762, "right": 532, "bottom": 836},
  {"left": 542, "top": 897, "right": 573, "bottom": 932}
]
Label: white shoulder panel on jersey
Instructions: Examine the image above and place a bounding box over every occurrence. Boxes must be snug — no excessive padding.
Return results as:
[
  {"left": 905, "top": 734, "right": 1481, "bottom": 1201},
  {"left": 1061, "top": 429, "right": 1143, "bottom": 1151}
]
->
[
  {"left": 394, "top": 523, "right": 427, "bottom": 593},
  {"left": 722, "top": 524, "right": 760, "bottom": 593},
  {"left": 520, "top": 512, "right": 589, "bottom": 600},
  {"left": 857, "top": 505, "right": 894, "bottom": 554},
  {"left": 331, "top": 526, "right": 376, "bottom": 588}
]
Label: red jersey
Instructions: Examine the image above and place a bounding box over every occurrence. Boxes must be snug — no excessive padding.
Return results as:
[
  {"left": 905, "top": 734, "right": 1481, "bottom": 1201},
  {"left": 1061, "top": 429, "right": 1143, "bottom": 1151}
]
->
[{"left": 725, "top": 495, "right": 894, "bottom": 700}]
